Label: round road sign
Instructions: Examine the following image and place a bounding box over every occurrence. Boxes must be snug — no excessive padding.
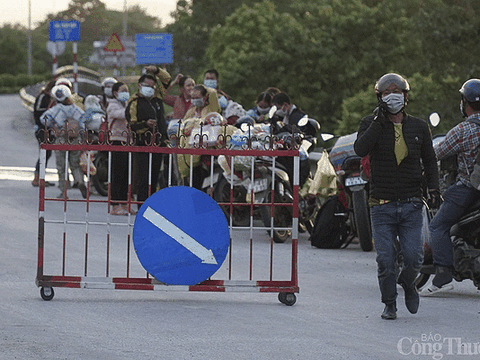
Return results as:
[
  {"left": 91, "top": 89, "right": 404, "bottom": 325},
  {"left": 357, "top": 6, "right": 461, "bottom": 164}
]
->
[{"left": 133, "top": 186, "right": 230, "bottom": 285}]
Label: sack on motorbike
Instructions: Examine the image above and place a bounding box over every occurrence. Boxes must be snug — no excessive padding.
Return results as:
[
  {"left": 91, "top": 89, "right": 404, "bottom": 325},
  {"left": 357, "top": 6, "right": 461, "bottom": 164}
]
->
[
  {"left": 309, "top": 194, "right": 349, "bottom": 249},
  {"left": 97, "top": 119, "right": 109, "bottom": 143},
  {"left": 452, "top": 238, "right": 480, "bottom": 288},
  {"left": 79, "top": 151, "right": 97, "bottom": 176},
  {"left": 308, "top": 149, "right": 338, "bottom": 198}
]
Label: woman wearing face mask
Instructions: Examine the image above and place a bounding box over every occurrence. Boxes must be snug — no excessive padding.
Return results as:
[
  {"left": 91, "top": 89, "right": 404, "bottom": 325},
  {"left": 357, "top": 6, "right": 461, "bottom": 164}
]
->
[
  {"left": 183, "top": 84, "right": 221, "bottom": 120},
  {"left": 99, "top": 77, "right": 117, "bottom": 111},
  {"left": 106, "top": 82, "right": 133, "bottom": 215},
  {"left": 163, "top": 74, "right": 195, "bottom": 119},
  {"left": 245, "top": 92, "right": 272, "bottom": 123}
]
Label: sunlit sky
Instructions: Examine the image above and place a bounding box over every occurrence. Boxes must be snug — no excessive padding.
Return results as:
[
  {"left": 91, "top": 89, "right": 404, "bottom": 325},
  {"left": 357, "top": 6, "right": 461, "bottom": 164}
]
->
[{"left": 0, "top": 0, "right": 177, "bottom": 28}]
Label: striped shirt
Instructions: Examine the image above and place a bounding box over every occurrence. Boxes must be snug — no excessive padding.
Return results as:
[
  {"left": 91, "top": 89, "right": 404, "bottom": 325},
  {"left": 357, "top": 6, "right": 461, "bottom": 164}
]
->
[{"left": 434, "top": 113, "right": 480, "bottom": 186}]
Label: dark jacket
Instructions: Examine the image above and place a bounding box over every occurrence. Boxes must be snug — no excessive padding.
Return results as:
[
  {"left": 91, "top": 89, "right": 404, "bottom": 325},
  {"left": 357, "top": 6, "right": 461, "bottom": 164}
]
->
[
  {"left": 354, "top": 114, "right": 438, "bottom": 201},
  {"left": 125, "top": 94, "right": 167, "bottom": 144}
]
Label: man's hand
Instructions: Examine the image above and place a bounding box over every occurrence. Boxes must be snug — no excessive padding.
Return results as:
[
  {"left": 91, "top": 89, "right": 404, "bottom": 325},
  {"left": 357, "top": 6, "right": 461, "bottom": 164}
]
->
[
  {"left": 427, "top": 188, "right": 443, "bottom": 209},
  {"left": 373, "top": 101, "right": 388, "bottom": 125},
  {"left": 146, "top": 119, "right": 157, "bottom": 129}
]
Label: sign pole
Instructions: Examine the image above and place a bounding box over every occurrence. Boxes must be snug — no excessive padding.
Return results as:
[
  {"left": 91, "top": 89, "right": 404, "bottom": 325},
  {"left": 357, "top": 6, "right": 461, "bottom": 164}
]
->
[
  {"left": 52, "top": 45, "right": 58, "bottom": 79},
  {"left": 73, "top": 42, "right": 78, "bottom": 94}
]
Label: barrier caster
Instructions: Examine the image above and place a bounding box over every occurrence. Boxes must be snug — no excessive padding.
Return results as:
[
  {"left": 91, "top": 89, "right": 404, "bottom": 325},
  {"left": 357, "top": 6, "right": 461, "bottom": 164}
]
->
[
  {"left": 278, "top": 292, "right": 296, "bottom": 306},
  {"left": 40, "top": 287, "right": 54, "bottom": 301}
]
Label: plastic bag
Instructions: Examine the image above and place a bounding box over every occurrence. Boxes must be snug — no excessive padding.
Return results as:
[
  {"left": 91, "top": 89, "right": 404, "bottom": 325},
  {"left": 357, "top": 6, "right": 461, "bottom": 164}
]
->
[{"left": 308, "top": 149, "right": 338, "bottom": 198}]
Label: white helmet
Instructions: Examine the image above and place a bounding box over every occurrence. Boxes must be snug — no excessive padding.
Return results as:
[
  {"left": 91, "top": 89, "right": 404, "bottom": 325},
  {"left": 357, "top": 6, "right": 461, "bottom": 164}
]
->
[
  {"left": 52, "top": 85, "right": 72, "bottom": 102},
  {"left": 55, "top": 77, "right": 73, "bottom": 89}
]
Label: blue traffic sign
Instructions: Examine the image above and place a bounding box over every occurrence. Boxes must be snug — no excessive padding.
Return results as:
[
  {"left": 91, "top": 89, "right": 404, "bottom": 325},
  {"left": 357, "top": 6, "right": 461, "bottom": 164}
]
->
[
  {"left": 133, "top": 186, "right": 230, "bottom": 285},
  {"left": 135, "top": 33, "right": 173, "bottom": 64},
  {"left": 49, "top": 20, "right": 81, "bottom": 42}
]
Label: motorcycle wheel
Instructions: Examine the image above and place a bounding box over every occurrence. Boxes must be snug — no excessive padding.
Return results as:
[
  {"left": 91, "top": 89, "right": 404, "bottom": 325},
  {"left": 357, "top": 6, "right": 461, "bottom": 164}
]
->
[
  {"left": 352, "top": 189, "right": 373, "bottom": 252},
  {"left": 260, "top": 190, "right": 292, "bottom": 244},
  {"left": 213, "top": 177, "right": 250, "bottom": 227},
  {"left": 91, "top": 152, "right": 109, "bottom": 197}
]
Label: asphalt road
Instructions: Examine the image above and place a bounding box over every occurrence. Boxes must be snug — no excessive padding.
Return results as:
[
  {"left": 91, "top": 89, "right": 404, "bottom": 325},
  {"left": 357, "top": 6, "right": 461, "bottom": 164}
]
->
[{"left": 1, "top": 94, "right": 479, "bottom": 360}]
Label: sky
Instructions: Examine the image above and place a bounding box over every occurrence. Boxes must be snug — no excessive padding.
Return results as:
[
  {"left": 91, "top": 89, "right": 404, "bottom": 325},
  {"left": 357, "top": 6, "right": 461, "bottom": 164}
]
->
[{"left": 0, "top": 0, "right": 178, "bottom": 28}]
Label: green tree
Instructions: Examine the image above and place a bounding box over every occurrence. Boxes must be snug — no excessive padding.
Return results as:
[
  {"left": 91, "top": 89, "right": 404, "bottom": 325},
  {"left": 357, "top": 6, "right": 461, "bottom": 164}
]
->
[{"left": 0, "top": 25, "right": 27, "bottom": 74}]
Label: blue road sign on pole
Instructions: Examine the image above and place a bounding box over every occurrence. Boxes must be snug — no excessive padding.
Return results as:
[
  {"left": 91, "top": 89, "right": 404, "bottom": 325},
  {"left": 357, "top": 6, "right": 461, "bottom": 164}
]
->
[
  {"left": 133, "top": 186, "right": 230, "bottom": 285},
  {"left": 49, "top": 20, "right": 81, "bottom": 42},
  {"left": 135, "top": 33, "right": 173, "bottom": 64}
]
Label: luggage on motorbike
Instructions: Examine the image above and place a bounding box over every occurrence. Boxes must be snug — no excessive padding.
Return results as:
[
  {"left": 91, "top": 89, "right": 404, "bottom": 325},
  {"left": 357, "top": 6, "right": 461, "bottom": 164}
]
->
[
  {"left": 453, "top": 239, "right": 480, "bottom": 288},
  {"left": 309, "top": 194, "right": 349, "bottom": 249}
]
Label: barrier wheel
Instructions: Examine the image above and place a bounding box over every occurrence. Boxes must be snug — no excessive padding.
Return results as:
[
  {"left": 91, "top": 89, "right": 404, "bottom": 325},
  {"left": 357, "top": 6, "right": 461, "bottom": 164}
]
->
[
  {"left": 40, "top": 287, "right": 54, "bottom": 301},
  {"left": 278, "top": 292, "right": 296, "bottom": 306}
]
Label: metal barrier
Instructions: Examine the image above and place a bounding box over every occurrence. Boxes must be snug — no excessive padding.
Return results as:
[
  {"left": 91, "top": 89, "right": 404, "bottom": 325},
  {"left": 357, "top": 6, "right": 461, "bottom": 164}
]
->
[{"left": 36, "top": 127, "right": 300, "bottom": 305}]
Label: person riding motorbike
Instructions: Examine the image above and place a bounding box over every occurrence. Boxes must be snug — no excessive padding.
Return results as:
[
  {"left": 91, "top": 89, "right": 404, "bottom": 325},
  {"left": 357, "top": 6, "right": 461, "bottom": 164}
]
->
[{"left": 420, "top": 78, "right": 480, "bottom": 296}]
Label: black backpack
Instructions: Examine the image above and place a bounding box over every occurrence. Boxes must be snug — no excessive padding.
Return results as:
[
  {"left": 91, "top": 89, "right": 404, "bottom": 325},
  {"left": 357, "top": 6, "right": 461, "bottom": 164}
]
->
[{"left": 310, "top": 195, "right": 349, "bottom": 249}]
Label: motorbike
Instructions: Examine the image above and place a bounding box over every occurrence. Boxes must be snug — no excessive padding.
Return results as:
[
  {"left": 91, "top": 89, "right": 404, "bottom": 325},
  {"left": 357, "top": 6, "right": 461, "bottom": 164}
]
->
[
  {"left": 415, "top": 127, "right": 480, "bottom": 290},
  {"left": 214, "top": 110, "right": 319, "bottom": 243},
  {"left": 327, "top": 132, "right": 373, "bottom": 252},
  {"left": 215, "top": 153, "right": 295, "bottom": 243}
]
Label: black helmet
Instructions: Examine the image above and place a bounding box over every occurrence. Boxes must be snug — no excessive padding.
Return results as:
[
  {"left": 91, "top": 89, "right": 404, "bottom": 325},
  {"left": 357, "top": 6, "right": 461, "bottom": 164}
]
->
[
  {"left": 375, "top": 73, "right": 410, "bottom": 94},
  {"left": 459, "top": 79, "right": 480, "bottom": 103}
]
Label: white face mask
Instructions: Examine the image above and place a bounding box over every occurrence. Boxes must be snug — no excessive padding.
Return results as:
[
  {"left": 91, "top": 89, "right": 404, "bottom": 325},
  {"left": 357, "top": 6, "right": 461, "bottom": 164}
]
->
[
  {"left": 191, "top": 98, "right": 204, "bottom": 108},
  {"left": 257, "top": 106, "right": 270, "bottom": 115},
  {"left": 117, "top": 92, "right": 130, "bottom": 103},
  {"left": 140, "top": 86, "right": 155, "bottom": 98},
  {"left": 104, "top": 88, "right": 113, "bottom": 98},
  {"left": 276, "top": 108, "right": 287, "bottom": 117},
  {"left": 382, "top": 93, "right": 405, "bottom": 114},
  {"left": 204, "top": 79, "right": 217, "bottom": 89}
]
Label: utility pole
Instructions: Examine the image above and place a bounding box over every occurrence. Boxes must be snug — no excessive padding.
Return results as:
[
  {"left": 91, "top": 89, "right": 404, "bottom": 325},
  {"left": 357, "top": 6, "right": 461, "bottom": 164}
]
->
[
  {"left": 122, "top": 0, "right": 127, "bottom": 76},
  {"left": 28, "top": 0, "right": 32, "bottom": 76}
]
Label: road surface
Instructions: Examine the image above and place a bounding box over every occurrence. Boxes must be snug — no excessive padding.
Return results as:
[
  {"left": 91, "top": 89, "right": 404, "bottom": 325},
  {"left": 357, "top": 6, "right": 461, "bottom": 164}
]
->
[{"left": 1, "top": 94, "right": 479, "bottom": 360}]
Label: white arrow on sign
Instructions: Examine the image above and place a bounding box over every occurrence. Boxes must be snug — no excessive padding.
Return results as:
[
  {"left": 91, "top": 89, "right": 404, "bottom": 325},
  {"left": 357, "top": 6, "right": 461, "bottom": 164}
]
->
[{"left": 143, "top": 206, "right": 218, "bottom": 265}]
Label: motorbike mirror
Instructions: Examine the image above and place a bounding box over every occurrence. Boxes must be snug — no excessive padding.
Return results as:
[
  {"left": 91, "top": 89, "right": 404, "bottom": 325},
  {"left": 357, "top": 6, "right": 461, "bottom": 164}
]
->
[
  {"left": 297, "top": 115, "right": 309, "bottom": 127},
  {"left": 240, "top": 122, "right": 250, "bottom": 132},
  {"left": 321, "top": 133, "right": 335, "bottom": 142},
  {"left": 429, "top": 112, "right": 441, "bottom": 127},
  {"left": 268, "top": 105, "right": 277, "bottom": 119}
]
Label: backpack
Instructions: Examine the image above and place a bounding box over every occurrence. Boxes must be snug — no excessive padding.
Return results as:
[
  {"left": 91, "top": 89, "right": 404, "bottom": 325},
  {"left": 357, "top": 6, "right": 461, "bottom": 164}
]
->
[{"left": 309, "top": 194, "right": 349, "bottom": 249}]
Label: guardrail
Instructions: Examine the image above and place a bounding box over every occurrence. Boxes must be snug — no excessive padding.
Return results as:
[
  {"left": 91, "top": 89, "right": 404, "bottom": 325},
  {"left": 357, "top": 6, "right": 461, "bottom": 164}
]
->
[{"left": 19, "top": 66, "right": 102, "bottom": 112}]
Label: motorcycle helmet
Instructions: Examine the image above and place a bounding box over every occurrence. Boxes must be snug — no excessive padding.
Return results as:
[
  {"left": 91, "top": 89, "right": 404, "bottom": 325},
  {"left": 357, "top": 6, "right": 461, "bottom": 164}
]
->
[
  {"left": 459, "top": 79, "right": 480, "bottom": 103},
  {"left": 52, "top": 85, "right": 72, "bottom": 102},
  {"left": 374, "top": 73, "right": 410, "bottom": 95},
  {"left": 55, "top": 77, "right": 73, "bottom": 89}
]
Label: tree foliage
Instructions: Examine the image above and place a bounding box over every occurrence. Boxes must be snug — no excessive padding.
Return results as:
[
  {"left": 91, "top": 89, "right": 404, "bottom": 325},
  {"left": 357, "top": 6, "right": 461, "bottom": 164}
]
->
[{"left": 2, "top": 0, "right": 480, "bottom": 135}]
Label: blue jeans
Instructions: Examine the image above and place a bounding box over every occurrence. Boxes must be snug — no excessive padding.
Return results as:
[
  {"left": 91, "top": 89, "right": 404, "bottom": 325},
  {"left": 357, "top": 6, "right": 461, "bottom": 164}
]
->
[
  {"left": 429, "top": 182, "right": 480, "bottom": 268},
  {"left": 370, "top": 201, "right": 424, "bottom": 304}
]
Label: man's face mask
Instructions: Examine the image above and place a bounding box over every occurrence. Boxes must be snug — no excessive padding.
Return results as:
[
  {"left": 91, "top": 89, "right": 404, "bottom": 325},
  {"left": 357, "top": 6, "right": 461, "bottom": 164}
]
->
[
  {"left": 140, "top": 85, "right": 155, "bottom": 98},
  {"left": 204, "top": 79, "right": 217, "bottom": 89},
  {"left": 382, "top": 93, "right": 405, "bottom": 114},
  {"left": 191, "top": 98, "right": 204, "bottom": 108},
  {"left": 275, "top": 106, "right": 287, "bottom": 117}
]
